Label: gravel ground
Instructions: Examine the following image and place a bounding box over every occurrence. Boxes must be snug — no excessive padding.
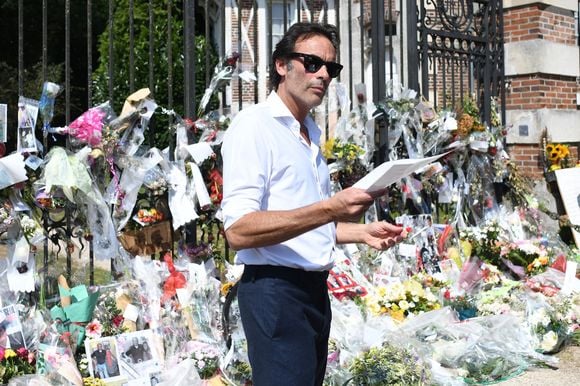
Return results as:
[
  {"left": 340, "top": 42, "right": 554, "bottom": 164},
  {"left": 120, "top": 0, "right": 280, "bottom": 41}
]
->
[{"left": 497, "top": 345, "right": 580, "bottom": 386}]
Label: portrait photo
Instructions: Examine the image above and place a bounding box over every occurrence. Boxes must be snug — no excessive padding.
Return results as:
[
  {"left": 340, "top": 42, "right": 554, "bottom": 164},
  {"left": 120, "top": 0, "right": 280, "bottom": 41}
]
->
[
  {"left": 115, "top": 329, "right": 160, "bottom": 381},
  {"left": 85, "top": 337, "right": 122, "bottom": 381}
]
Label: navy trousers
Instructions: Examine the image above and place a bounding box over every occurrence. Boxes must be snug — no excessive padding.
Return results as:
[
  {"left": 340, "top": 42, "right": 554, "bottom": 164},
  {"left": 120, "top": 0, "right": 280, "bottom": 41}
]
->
[{"left": 237, "top": 265, "right": 331, "bottom": 386}]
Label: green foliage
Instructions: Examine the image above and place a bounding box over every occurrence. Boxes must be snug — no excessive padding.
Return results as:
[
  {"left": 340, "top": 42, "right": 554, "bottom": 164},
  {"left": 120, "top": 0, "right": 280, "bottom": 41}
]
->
[
  {"left": 348, "top": 343, "right": 431, "bottom": 385},
  {"left": 91, "top": 0, "right": 218, "bottom": 149}
]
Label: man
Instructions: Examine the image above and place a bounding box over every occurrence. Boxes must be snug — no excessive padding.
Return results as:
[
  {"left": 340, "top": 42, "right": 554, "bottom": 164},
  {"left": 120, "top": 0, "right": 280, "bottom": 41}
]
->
[
  {"left": 124, "top": 337, "right": 145, "bottom": 364},
  {"left": 221, "top": 22, "right": 404, "bottom": 385},
  {"left": 91, "top": 343, "right": 109, "bottom": 379}
]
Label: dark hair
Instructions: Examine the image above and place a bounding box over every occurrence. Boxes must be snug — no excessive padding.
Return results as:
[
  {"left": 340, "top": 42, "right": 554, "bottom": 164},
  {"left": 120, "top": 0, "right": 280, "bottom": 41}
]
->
[{"left": 269, "top": 22, "right": 340, "bottom": 90}]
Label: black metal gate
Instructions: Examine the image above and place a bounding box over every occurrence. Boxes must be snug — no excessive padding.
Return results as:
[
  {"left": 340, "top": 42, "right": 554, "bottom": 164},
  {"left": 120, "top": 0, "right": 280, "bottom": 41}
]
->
[{"left": 406, "top": 0, "right": 506, "bottom": 126}]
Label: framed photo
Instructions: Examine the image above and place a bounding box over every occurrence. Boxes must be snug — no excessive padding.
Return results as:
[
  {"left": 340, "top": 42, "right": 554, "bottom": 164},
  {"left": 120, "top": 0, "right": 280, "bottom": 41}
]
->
[
  {"left": 116, "top": 329, "right": 161, "bottom": 382},
  {"left": 0, "top": 103, "right": 7, "bottom": 143},
  {"left": 85, "top": 337, "right": 122, "bottom": 382},
  {"left": 0, "top": 304, "right": 26, "bottom": 350}
]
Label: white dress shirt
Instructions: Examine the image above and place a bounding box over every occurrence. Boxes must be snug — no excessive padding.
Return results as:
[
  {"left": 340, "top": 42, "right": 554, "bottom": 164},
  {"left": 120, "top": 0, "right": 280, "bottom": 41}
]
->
[{"left": 221, "top": 92, "right": 336, "bottom": 271}]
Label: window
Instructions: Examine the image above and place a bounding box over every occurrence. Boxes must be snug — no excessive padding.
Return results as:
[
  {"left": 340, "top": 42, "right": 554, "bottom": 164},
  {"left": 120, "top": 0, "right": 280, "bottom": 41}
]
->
[{"left": 271, "top": 1, "right": 296, "bottom": 48}]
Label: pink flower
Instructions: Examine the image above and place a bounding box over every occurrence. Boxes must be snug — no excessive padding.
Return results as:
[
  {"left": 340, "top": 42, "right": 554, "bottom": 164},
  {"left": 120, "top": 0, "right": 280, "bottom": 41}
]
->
[
  {"left": 85, "top": 320, "right": 103, "bottom": 339},
  {"left": 68, "top": 107, "right": 106, "bottom": 146}
]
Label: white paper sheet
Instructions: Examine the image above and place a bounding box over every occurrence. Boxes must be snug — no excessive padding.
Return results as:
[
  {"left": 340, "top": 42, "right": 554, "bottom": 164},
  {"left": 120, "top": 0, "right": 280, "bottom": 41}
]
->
[
  {"left": 0, "top": 153, "right": 28, "bottom": 189},
  {"left": 353, "top": 152, "right": 450, "bottom": 192}
]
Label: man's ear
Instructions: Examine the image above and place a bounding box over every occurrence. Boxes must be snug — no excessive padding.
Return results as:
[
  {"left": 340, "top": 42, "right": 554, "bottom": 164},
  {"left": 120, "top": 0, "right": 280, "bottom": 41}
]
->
[{"left": 275, "top": 58, "right": 288, "bottom": 77}]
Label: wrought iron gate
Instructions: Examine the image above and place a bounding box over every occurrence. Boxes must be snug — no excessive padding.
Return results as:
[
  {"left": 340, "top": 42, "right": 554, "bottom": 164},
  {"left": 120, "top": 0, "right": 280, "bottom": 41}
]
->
[{"left": 406, "top": 0, "right": 506, "bottom": 126}]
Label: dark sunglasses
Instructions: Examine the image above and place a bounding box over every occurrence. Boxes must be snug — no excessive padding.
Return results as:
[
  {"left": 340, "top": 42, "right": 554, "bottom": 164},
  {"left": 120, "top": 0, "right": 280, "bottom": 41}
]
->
[{"left": 287, "top": 52, "right": 343, "bottom": 78}]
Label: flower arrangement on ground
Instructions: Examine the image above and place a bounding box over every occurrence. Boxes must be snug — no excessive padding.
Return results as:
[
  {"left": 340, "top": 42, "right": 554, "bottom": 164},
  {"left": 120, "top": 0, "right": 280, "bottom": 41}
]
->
[
  {"left": 364, "top": 278, "right": 441, "bottom": 321},
  {"left": 528, "top": 292, "right": 579, "bottom": 353},
  {"left": 347, "top": 343, "right": 431, "bottom": 385}
]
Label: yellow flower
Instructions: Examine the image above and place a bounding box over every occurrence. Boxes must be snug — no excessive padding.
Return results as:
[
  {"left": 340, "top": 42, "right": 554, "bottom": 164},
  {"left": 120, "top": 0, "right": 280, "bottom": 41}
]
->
[
  {"left": 448, "top": 247, "right": 463, "bottom": 268},
  {"left": 390, "top": 309, "right": 406, "bottom": 321},
  {"left": 4, "top": 348, "right": 16, "bottom": 358},
  {"left": 322, "top": 138, "right": 336, "bottom": 159},
  {"left": 460, "top": 240, "right": 473, "bottom": 258},
  {"left": 220, "top": 282, "right": 234, "bottom": 296}
]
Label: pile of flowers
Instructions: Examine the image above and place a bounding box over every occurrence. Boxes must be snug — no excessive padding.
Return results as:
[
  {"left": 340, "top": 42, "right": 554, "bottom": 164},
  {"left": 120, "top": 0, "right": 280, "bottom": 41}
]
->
[{"left": 364, "top": 277, "right": 441, "bottom": 321}]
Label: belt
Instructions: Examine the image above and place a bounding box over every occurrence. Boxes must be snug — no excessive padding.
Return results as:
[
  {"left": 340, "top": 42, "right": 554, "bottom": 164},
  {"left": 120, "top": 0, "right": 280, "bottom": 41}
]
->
[{"left": 242, "top": 264, "right": 329, "bottom": 284}]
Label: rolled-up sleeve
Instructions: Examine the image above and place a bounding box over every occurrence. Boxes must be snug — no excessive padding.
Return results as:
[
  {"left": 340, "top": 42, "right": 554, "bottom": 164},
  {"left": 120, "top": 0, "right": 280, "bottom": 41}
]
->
[{"left": 220, "top": 109, "right": 271, "bottom": 230}]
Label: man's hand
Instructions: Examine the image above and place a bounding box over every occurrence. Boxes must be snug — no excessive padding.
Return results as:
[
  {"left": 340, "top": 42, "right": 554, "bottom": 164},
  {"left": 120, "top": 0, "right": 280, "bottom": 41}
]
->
[
  {"left": 362, "top": 221, "right": 406, "bottom": 250},
  {"left": 326, "top": 187, "right": 386, "bottom": 222}
]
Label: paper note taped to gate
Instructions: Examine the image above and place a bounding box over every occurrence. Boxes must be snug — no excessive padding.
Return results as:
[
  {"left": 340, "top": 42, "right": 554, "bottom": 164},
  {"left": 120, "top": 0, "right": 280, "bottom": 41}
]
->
[{"left": 353, "top": 152, "right": 450, "bottom": 192}]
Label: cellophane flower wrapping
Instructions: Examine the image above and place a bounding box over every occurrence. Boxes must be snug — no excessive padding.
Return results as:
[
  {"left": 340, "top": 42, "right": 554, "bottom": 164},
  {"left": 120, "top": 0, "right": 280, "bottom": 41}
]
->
[
  {"left": 525, "top": 291, "right": 579, "bottom": 353},
  {"left": 108, "top": 147, "right": 166, "bottom": 231},
  {"left": 67, "top": 102, "right": 116, "bottom": 147},
  {"left": 37, "top": 309, "right": 84, "bottom": 386},
  {"left": 18, "top": 213, "right": 45, "bottom": 246},
  {"left": 386, "top": 308, "right": 557, "bottom": 385},
  {"left": 38, "top": 81, "right": 62, "bottom": 134}
]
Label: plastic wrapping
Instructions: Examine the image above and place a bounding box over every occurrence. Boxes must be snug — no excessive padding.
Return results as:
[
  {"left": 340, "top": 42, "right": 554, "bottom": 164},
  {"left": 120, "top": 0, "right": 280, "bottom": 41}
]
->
[
  {"left": 38, "top": 82, "right": 62, "bottom": 136},
  {"left": 387, "top": 309, "right": 557, "bottom": 385},
  {"left": 67, "top": 101, "right": 116, "bottom": 147}
]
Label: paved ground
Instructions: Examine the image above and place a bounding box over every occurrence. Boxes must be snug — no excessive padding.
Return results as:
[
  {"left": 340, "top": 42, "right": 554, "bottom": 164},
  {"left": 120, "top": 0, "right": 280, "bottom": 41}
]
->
[{"left": 497, "top": 345, "right": 580, "bottom": 386}]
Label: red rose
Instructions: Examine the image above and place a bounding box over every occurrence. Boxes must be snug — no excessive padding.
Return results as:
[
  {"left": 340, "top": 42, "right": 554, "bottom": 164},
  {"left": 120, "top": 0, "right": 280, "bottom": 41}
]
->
[{"left": 112, "top": 314, "right": 125, "bottom": 327}]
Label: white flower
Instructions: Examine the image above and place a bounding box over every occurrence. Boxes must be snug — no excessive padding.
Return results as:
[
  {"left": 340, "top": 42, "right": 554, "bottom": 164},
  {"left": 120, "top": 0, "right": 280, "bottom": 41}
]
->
[
  {"left": 540, "top": 330, "right": 559, "bottom": 352},
  {"left": 398, "top": 300, "right": 410, "bottom": 310}
]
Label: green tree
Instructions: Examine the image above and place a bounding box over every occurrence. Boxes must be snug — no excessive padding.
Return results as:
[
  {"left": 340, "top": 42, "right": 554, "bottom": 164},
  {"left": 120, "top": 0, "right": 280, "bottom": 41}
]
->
[{"left": 91, "top": 0, "right": 218, "bottom": 148}]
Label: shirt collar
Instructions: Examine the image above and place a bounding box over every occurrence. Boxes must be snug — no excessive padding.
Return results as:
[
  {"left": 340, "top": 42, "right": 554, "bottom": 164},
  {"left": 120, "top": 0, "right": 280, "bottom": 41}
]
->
[{"left": 266, "top": 91, "right": 322, "bottom": 145}]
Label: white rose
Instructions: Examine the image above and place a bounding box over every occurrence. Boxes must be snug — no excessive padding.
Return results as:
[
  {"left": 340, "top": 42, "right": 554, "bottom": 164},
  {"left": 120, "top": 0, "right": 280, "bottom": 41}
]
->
[{"left": 540, "top": 330, "right": 559, "bottom": 352}]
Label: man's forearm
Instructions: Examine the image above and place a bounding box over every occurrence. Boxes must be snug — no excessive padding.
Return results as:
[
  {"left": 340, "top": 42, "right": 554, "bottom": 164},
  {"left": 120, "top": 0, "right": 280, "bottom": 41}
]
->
[
  {"left": 335, "top": 222, "right": 366, "bottom": 244},
  {"left": 225, "top": 201, "right": 335, "bottom": 250}
]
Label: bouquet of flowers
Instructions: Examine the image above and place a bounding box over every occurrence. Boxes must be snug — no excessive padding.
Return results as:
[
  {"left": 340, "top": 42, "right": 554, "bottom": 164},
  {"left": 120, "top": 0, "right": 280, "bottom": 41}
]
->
[
  {"left": 86, "top": 291, "right": 127, "bottom": 340},
  {"left": 475, "top": 280, "right": 526, "bottom": 318},
  {"left": 364, "top": 278, "right": 441, "bottom": 321},
  {"left": 181, "top": 340, "right": 221, "bottom": 380},
  {"left": 323, "top": 138, "right": 368, "bottom": 189},
  {"left": 545, "top": 142, "right": 572, "bottom": 171},
  {"left": 528, "top": 293, "right": 579, "bottom": 353},
  {"left": 346, "top": 343, "right": 431, "bottom": 385},
  {"left": 19, "top": 213, "right": 45, "bottom": 245},
  {"left": 0, "top": 347, "right": 36, "bottom": 384}
]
